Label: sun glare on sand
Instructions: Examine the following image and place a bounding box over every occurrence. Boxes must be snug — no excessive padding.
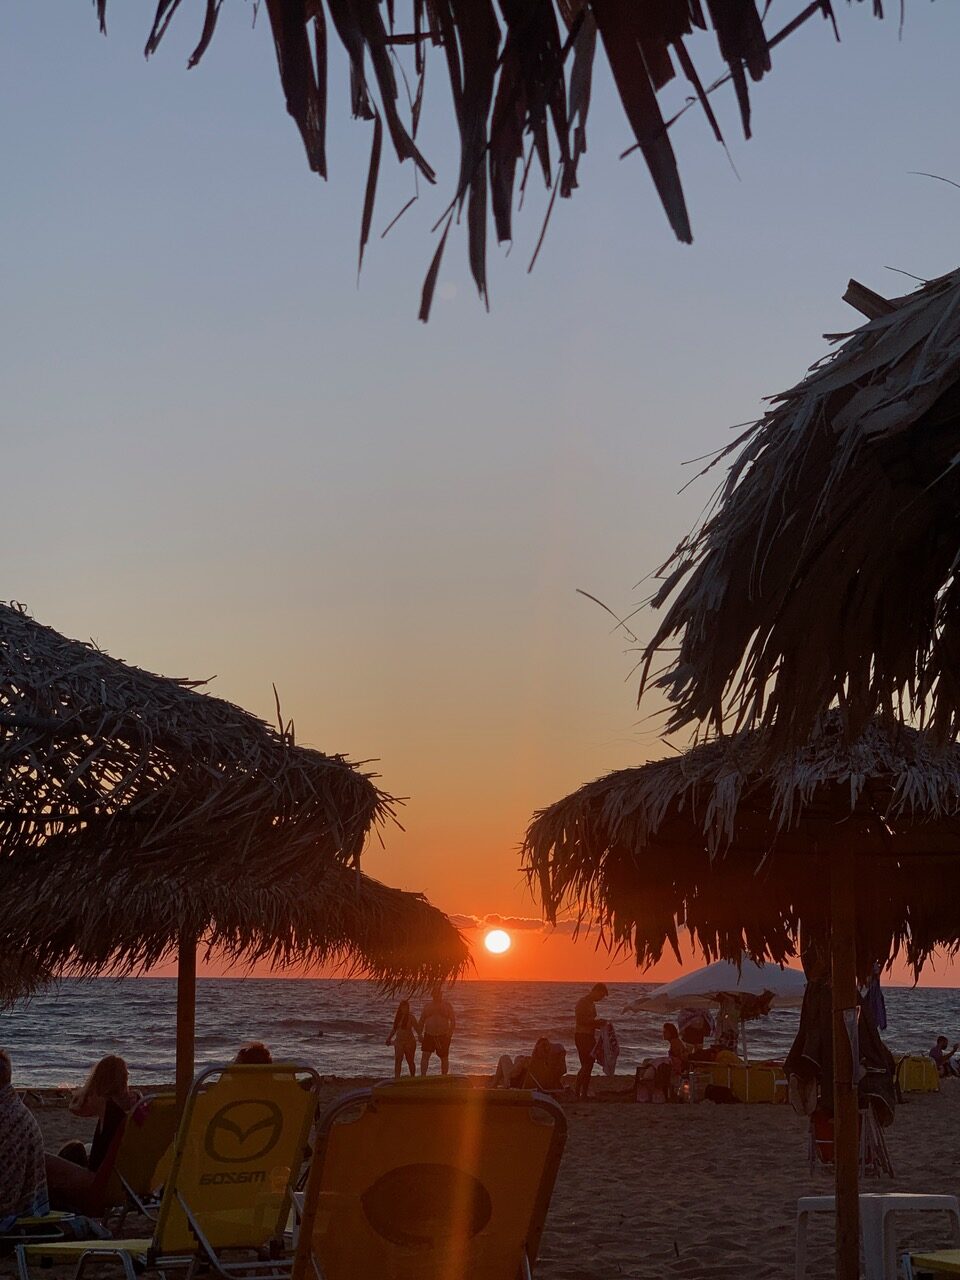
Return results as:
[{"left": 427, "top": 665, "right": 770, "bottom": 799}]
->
[{"left": 484, "top": 928, "right": 512, "bottom": 954}]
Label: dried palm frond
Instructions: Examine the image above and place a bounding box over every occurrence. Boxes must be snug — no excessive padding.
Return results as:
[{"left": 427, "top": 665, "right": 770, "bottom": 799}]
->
[
  {"left": 523, "top": 713, "right": 960, "bottom": 977},
  {"left": 90, "top": 1, "right": 898, "bottom": 316},
  {"left": 640, "top": 269, "right": 960, "bottom": 755},
  {"left": 0, "top": 601, "right": 467, "bottom": 988}
]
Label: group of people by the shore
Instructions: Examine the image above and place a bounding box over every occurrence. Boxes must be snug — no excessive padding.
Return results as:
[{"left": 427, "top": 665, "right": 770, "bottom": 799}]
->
[{"left": 385, "top": 985, "right": 456, "bottom": 1078}]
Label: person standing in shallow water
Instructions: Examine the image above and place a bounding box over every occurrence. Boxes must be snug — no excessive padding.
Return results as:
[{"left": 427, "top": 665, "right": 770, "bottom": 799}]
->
[
  {"left": 420, "top": 985, "right": 456, "bottom": 1076},
  {"left": 574, "top": 983, "right": 609, "bottom": 1100}
]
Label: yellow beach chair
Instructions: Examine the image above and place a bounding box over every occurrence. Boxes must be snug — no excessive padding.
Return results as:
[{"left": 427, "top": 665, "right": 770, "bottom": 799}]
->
[
  {"left": 99, "top": 1091, "right": 179, "bottom": 1227},
  {"left": 905, "top": 1250, "right": 960, "bottom": 1276},
  {"left": 292, "top": 1082, "right": 567, "bottom": 1280},
  {"left": 17, "top": 1062, "right": 319, "bottom": 1280},
  {"left": 897, "top": 1055, "right": 941, "bottom": 1094}
]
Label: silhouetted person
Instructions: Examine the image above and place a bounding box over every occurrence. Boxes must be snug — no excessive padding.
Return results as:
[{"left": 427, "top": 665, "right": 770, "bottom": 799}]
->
[
  {"left": 234, "top": 1042, "right": 272, "bottom": 1065},
  {"left": 387, "top": 1000, "right": 420, "bottom": 1078},
  {"left": 574, "top": 983, "right": 608, "bottom": 1100},
  {"left": 420, "top": 986, "right": 456, "bottom": 1076}
]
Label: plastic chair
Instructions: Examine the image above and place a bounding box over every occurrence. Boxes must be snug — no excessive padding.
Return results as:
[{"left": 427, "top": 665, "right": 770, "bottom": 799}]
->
[{"left": 796, "top": 1193, "right": 960, "bottom": 1280}]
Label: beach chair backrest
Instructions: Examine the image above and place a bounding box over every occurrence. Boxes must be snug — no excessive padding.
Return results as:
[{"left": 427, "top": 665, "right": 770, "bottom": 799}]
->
[
  {"left": 294, "top": 1083, "right": 566, "bottom": 1280},
  {"left": 154, "top": 1063, "right": 318, "bottom": 1256},
  {"left": 98, "top": 1092, "right": 179, "bottom": 1211}
]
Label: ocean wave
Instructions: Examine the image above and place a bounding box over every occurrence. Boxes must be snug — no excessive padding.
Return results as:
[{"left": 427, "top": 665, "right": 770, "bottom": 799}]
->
[{"left": 315, "top": 1018, "right": 383, "bottom": 1036}]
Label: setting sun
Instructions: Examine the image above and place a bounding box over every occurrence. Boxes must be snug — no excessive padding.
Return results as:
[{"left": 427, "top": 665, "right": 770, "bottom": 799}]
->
[{"left": 483, "top": 928, "right": 512, "bottom": 954}]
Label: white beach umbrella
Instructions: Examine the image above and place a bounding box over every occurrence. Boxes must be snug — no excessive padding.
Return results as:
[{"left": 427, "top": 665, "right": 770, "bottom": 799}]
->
[
  {"left": 623, "top": 955, "right": 805, "bottom": 1063},
  {"left": 623, "top": 955, "right": 806, "bottom": 1014}
]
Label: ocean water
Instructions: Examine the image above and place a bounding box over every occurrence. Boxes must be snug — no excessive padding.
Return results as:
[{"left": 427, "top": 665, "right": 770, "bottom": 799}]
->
[{"left": 4, "top": 978, "right": 960, "bottom": 1088}]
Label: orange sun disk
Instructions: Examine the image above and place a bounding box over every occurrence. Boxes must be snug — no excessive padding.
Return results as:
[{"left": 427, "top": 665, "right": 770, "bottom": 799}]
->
[{"left": 483, "top": 928, "right": 512, "bottom": 954}]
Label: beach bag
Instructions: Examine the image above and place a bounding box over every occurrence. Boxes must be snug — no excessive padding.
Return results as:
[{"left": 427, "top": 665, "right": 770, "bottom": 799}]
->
[
  {"left": 594, "top": 1023, "right": 620, "bottom": 1078},
  {"left": 704, "top": 1084, "right": 740, "bottom": 1105}
]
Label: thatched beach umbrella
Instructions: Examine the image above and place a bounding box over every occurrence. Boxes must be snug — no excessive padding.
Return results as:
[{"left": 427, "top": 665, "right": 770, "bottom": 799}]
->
[
  {"left": 87, "top": 1, "right": 901, "bottom": 316},
  {"left": 523, "top": 714, "right": 960, "bottom": 1280},
  {"left": 640, "top": 268, "right": 960, "bottom": 756},
  {"left": 0, "top": 601, "right": 467, "bottom": 1102}
]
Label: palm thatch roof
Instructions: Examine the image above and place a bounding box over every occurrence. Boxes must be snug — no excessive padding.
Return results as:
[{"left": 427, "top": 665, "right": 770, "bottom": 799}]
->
[
  {"left": 92, "top": 1, "right": 893, "bottom": 317},
  {"left": 0, "top": 859, "right": 467, "bottom": 990},
  {"left": 523, "top": 714, "right": 960, "bottom": 977},
  {"left": 640, "top": 268, "right": 960, "bottom": 755},
  {"left": 0, "top": 600, "right": 467, "bottom": 988},
  {"left": 1, "top": 599, "right": 389, "bottom": 874}
]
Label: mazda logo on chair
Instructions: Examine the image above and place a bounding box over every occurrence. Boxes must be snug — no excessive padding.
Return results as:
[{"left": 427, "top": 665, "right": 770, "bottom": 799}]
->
[{"left": 204, "top": 1100, "right": 284, "bottom": 1163}]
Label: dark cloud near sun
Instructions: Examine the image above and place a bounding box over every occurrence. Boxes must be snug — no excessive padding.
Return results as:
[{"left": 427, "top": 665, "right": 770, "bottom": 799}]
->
[{"left": 451, "top": 912, "right": 578, "bottom": 936}]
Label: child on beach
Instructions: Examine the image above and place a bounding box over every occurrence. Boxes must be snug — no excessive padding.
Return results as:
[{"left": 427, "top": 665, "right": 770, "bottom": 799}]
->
[{"left": 386, "top": 1000, "right": 420, "bottom": 1078}]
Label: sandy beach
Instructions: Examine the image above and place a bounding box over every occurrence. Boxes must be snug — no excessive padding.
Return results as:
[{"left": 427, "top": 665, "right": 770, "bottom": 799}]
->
[{"left": 7, "top": 1075, "right": 959, "bottom": 1280}]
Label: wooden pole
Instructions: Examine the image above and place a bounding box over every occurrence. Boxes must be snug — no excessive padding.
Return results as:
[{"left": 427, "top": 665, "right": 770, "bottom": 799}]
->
[
  {"left": 831, "top": 850, "right": 860, "bottom": 1280},
  {"left": 175, "top": 929, "right": 197, "bottom": 1116}
]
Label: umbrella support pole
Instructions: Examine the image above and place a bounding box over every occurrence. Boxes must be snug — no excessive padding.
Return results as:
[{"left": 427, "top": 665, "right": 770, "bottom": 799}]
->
[
  {"left": 176, "top": 930, "right": 197, "bottom": 1116},
  {"left": 831, "top": 850, "right": 860, "bottom": 1280}
]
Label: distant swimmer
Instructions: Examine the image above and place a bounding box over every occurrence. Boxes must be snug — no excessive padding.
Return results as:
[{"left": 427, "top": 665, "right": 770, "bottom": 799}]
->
[{"left": 420, "top": 985, "right": 456, "bottom": 1076}]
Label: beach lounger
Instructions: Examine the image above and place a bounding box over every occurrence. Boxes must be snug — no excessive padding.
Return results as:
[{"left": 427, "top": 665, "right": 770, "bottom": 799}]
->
[
  {"left": 17, "top": 1062, "right": 319, "bottom": 1280},
  {"left": 293, "top": 1082, "right": 566, "bottom": 1280},
  {"left": 98, "top": 1091, "right": 179, "bottom": 1227}
]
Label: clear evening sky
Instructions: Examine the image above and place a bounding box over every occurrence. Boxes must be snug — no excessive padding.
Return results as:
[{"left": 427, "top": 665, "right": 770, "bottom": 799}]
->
[{"left": 3, "top": 3, "right": 959, "bottom": 984}]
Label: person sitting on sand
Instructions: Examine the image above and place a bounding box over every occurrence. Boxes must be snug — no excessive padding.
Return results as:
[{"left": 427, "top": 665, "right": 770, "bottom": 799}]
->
[
  {"left": 930, "top": 1035, "right": 960, "bottom": 1078},
  {"left": 523, "top": 1038, "right": 566, "bottom": 1093},
  {"left": 634, "top": 1059, "right": 671, "bottom": 1104},
  {"left": 387, "top": 1000, "right": 420, "bottom": 1079},
  {"left": 0, "top": 1049, "right": 49, "bottom": 1228},
  {"left": 574, "top": 983, "right": 609, "bottom": 1100},
  {"left": 235, "top": 1042, "right": 272, "bottom": 1065},
  {"left": 58, "top": 1055, "right": 141, "bottom": 1170}
]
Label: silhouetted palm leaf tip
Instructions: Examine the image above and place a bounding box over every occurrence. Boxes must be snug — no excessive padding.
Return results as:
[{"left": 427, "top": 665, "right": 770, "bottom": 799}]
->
[
  {"left": 0, "top": 601, "right": 468, "bottom": 989},
  {"left": 523, "top": 713, "right": 960, "bottom": 979},
  {"left": 640, "top": 269, "right": 960, "bottom": 755},
  {"left": 92, "top": 1, "right": 896, "bottom": 318}
]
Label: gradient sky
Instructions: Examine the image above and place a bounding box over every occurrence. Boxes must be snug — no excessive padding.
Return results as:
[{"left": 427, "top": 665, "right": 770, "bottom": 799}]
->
[{"left": 3, "top": 3, "right": 960, "bottom": 984}]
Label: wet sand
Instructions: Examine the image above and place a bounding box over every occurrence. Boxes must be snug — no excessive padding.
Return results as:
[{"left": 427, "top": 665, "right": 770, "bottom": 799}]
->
[{"left": 10, "top": 1076, "right": 960, "bottom": 1278}]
